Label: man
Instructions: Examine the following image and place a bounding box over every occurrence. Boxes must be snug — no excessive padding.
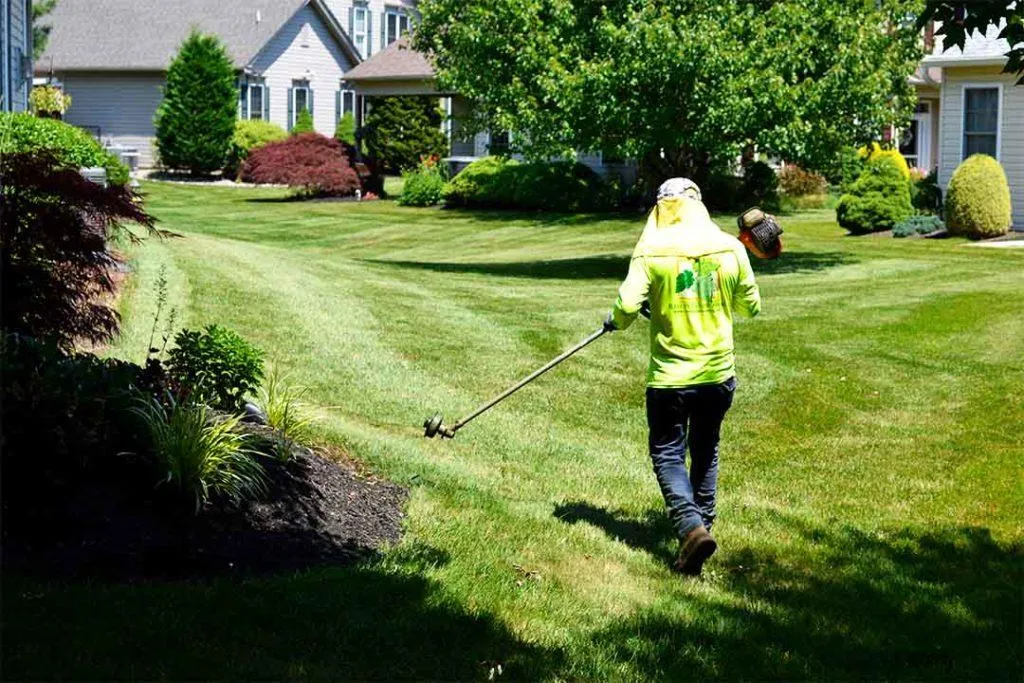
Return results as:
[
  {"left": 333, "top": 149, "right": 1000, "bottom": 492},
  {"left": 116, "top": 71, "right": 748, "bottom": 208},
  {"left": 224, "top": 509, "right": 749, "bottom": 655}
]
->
[{"left": 604, "top": 178, "right": 761, "bottom": 577}]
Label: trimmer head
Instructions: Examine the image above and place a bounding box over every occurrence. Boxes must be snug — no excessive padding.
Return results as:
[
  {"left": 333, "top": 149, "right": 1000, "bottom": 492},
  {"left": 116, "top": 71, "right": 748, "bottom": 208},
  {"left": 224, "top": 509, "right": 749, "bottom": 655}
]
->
[{"left": 423, "top": 413, "right": 455, "bottom": 439}]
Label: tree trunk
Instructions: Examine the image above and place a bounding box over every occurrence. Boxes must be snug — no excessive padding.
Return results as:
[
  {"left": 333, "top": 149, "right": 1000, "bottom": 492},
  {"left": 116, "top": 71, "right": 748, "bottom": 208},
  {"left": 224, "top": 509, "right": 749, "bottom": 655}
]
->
[{"left": 639, "top": 146, "right": 714, "bottom": 197}]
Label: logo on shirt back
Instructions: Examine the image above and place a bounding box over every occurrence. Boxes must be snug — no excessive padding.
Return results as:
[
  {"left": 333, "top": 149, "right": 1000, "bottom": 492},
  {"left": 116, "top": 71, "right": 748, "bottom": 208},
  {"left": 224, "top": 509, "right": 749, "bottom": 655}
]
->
[{"left": 676, "top": 258, "right": 720, "bottom": 304}]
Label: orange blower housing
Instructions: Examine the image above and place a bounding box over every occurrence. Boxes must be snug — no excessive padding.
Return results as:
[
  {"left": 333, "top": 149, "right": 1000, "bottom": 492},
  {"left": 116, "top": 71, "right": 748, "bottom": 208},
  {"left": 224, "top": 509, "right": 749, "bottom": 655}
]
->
[{"left": 737, "top": 207, "right": 783, "bottom": 260}]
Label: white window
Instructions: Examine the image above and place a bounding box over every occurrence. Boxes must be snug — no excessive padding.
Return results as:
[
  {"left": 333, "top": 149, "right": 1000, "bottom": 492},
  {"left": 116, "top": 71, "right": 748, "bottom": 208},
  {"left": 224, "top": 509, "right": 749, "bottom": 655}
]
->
[
  {"left": 294, "top": 85, "right": 309, "bottom": 115},
  {"left": 341, "top": 89, "right": 356, "bottom": 116},
  {"left": 385, "top": 9, "right": 410, "bottom": 46},
  {"left": 962, "top": 86, "right": 1000, "bottom": 160},
  {"left": 249, "top": 84, "right": 264, "bottom": 120},
  {"left": 353, "top": 6, "right": 369, "bottom": 58}
]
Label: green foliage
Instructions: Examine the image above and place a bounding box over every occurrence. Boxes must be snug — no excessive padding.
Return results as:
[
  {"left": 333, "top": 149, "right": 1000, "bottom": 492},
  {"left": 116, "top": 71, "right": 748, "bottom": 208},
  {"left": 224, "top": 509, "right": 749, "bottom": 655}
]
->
[
  {"left": 292, "top": 108, "right": 314, "bottom": 135},
  {"left": 893, "top": 214, "right": 944, "bottom": 238},
  {"left": 442, "top": 156, "right": 611, "bottom": 211},
  {"left": 910, "top": 167, "right": 943, "bottom": 214},
  {"left": 398, "top": 157, "right": 447, "bottom": 206},
  {"left": 364, "top": 96, "right": 447, "bottom": 174},
  {"left": 131, "top": 395, "right": 266, "bottom": 513},
  {"left": 225, "top": 119, "right": 287, "bottom": 178},
  {"left": 155, "top": 30, "right": 238, "bottom": 175},
  {"left": 0, "top": 112, "right": 129, "bottom": 185},
  {"left": 859, "top": 143, "right": 911, "bottom": 180},
  {"left": 944, "top": 154, "right": 1012, "bottom": 239},
  {"left": 836, "top": 154, "right": 914, "bottom": 234},
  {"left": 415, "top": 0, "right": 924, "bottom": 180},
  {"left": 29, "top": 85, "right": 71, "bottom": 115},
  {"left": 779, "top": 165, "right": 829, "bottom": 197},
  {"left": 335, "top": 112, "right": 357, "bottom": 145},
  {"left": 741, "top": 161, "right": 780, "bottom": 211},
  {"left": 257, "top": 366, "right": 312, "bottom": 462},
  {"left": 167, "top": 325, "right": 265, "bottom": 413}
]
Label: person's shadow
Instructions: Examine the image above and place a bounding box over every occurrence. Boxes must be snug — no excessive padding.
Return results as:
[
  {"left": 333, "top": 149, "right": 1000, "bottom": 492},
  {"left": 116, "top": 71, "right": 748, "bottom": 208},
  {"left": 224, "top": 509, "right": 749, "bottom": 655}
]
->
[{"left": 553, "top": 500, "right": 677, "bottom": 564}]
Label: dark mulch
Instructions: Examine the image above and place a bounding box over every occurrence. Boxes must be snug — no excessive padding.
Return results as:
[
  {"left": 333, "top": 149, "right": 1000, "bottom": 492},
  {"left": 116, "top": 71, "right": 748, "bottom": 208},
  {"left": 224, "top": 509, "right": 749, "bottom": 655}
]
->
[{"left": 3, "top": 445, "right": 407, "bottom": 582}]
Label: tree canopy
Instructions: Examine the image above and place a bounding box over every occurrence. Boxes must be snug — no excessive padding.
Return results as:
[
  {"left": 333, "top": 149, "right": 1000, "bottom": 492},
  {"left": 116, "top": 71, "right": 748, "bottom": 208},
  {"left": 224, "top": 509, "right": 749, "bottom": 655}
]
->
[{"left": 415, "top": 0, "right": 925, "bottom": 183}]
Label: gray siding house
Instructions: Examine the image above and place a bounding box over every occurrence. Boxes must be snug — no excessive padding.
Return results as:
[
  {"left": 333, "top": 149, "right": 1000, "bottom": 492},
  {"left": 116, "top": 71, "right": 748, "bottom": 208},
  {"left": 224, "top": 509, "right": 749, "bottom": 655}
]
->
[
  {"left": 916, "top": 25, "right": 1023, "bottom": 229},
  {"left": 1, "top": 0, "right": 31, "bottom": 112},
  {"left": 37, "top": 0, "right": 399, "bottom": 167}
]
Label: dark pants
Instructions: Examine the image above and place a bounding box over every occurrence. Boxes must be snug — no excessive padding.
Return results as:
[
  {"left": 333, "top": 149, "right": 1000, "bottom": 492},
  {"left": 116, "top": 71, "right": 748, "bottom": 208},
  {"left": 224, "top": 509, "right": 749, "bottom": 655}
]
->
[{"left": 646, "top": 377, "right": 736, "bottom": 538}]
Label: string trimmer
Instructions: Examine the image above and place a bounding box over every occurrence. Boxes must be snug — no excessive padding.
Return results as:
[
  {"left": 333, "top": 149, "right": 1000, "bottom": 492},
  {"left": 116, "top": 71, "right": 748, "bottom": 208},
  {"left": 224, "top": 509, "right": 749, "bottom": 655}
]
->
[{"left": 423, "top": 327, "right": 609, "bottom": 439}]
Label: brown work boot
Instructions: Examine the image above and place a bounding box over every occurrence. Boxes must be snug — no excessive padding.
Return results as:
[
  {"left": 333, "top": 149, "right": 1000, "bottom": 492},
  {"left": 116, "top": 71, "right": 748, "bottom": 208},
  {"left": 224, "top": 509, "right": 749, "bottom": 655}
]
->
[{"left": 674, "top": 525, "right": 717, "bottom": 576}]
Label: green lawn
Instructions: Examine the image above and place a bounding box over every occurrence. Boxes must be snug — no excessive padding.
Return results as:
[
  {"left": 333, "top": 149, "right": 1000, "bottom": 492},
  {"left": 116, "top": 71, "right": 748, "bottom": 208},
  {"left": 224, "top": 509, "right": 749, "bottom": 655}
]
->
[{"left": 5, "top": 183, "right": 1022, "bottom": 680}]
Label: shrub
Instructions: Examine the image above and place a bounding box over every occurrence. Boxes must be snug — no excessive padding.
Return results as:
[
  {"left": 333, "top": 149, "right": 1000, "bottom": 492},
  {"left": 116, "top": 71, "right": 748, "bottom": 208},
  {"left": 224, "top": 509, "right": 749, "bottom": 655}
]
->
[
  {"left": 29, "top": 85, "right": 71, "bottom": 116},
  {"left": 944, "top": 154, "right": 1012, "bottom": 239},
  {"left": 740, "top": 161, "right": 780, "bottom": 210},
  {"left": 398, "top": 156, "right": 447, "bottom": 206},
  {"left": 893, "top": 215, "right": 944, "bottom": 238},
  {"left": 442, "top": 156, "right": 610, "bottom": 211},
  {"left": 836, "top": 154, "right": 913, "bottom": 234},
  {"left": 132, "top": 395, "right": 266, "bottom": 513},
  {"left": 224, "top": 119, "right": 287, "bottom": 179},
  {"left": 154, "top": 30, "right": 237, "bottom": 175},
  {"left": 0, "top": 112, "right": 129, "bottom": 185},
  {"left": 858, "top": 142, "right": 911, "bottom": 180},
  {"left": 292, "top": 107, "right": 314, "bottom": 134},
  {"left": 910, "top": 167, "right": 943, "bottom": 214},
  {"left": 335, "top": 111, "right": 356, "bottom": 145},
  {"left": 257, "top": 366, "right": 312, "bottom": 462},
  {"left": 442, "top": 156, "right": 519, "bottom": 207},
  {"left": 364, "top": 96, "right": 447, "bottom": 174},
  {"left": 242, "top": 133, "right": 361, "bottom": 197},
  {"left": 779, "top": 165, "right": 828, "bottom": 197},
  {"left": 0, "top": 151, "right": 155, "bottom": 349},
  {"left": 167, "top": 324, "right": 265, "bottom": 413}
]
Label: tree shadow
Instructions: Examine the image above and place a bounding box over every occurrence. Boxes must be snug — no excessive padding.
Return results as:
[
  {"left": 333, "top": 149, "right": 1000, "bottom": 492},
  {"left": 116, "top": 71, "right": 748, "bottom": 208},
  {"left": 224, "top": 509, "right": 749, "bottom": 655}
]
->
[
  {"left": 367, "top": 250, "right": 856, "bottom": 281},
  {"left": 750, "top": 250, "right": 858, "bottom": 275},
  {"left": 365, "top": 255, "right": 632, "bottom": 280},
  {"left": 555, "top": 501, "right": 1022, "bottom": 679},
  {"left": 2, "top": 542, "right": 563, "bottom": 680}
]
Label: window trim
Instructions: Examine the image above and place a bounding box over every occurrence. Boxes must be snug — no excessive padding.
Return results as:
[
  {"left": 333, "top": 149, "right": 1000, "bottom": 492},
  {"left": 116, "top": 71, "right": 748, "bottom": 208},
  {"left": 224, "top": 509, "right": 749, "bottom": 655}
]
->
[
  {"left": 384, "top": 7, "right": 410, "bottom": 46},
  {"left": 340, "top": 88, "right": 356, "bottom": 117},
  {"left": 960, "top": 83, "right": 1002, "bottom": 162},
  {"left": 293, "top": 84, "right": 310, "bottom": 116},
  {"left": 248, "top": 83, "right": 265, "bottom": 121},
  {"left": 352, "top": 4, "right": 369, "bottom": 58}
]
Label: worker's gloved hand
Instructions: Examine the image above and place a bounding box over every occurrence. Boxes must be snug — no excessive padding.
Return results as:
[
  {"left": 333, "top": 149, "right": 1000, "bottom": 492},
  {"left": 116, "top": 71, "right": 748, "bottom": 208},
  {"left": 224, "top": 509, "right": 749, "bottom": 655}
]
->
[{"left": 603, "top": 312, "right": 617, "bottom": 332}]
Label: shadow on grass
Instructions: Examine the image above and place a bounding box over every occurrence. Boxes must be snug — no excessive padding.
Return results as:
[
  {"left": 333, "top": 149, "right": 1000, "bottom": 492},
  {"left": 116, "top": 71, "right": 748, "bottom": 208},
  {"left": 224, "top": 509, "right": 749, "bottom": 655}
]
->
[
  {"left": 1, "top": 541, "right": 562, "bottom": 680},
  {"left": 368, "top": 250, "right": 857, "bottom": 281},
  {"left": 555, "top": 502, "right": 1022, "bottom": 679},
  {"left": 554, "top": 501, "right": 676, "bottom": 564}
]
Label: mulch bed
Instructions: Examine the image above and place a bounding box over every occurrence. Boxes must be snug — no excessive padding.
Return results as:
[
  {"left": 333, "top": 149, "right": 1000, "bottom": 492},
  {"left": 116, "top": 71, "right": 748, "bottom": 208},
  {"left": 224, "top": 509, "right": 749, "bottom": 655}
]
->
[{"left": 3, "top": 445, "right": 407, "bottom": 582}]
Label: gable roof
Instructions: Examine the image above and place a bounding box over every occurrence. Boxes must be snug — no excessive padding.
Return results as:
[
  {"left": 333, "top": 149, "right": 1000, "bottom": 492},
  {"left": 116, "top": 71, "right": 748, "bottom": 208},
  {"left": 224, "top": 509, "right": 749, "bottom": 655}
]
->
[
  {"left": 922, "top": 22, "right": 1010, "bottom": 67},
  {"left": 37, "top": 0, "right": 359, "bottom": 72},
  {"left": 342, "top": 36, "right": 434, "bottom": 81}
]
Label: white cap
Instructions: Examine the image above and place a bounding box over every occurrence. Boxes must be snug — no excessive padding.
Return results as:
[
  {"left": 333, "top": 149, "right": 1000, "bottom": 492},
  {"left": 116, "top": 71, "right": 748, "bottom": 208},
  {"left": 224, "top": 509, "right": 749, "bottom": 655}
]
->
[{"left": 657, "top": 177, "right": 702, "bottom": 202}]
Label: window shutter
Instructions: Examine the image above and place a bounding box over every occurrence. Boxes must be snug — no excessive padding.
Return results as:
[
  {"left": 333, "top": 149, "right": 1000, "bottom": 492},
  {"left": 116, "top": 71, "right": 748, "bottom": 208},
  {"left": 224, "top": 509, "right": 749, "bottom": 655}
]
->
[
  {"left": 263, "top": 87, "right": 270, "bottom": 121},
  {"left": 380, "top": 11, "right": 386, "bottom": 48},
  {"left": 287, "top": 87, "right": 294, "bottom": 130},
  {"left": 239, "top": 82, "right": 248, "bottom": 119},
  {"left": 335, "top": 90, "right": 341, "bottom": 124},
  {"left": 308, "top": 89, "right": 315, "bottom": 122},
  {"left": 349, "top": 6, "right": 354, "bottom": 37}
]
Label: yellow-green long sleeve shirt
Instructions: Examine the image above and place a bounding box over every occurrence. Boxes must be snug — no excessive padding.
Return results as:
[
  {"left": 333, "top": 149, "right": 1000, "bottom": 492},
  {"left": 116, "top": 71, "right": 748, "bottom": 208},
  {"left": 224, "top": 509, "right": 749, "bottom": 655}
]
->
[{"left": 611, "top": 197, "right": 761, "bottom": 387}]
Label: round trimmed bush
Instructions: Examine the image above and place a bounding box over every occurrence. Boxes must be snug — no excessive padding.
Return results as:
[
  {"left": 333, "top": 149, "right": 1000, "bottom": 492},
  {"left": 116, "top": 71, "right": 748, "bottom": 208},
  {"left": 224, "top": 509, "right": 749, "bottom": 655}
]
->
[
  {"left": 944, "top": 154, "right": 1012, "bottom": 239},
  {"left": 442, "top": 156, "right": 520, "bottom": 208},
  {"left": 836, "top": 154, "right": 913, "bottom": 234},
  {"left": 442, "top": 156, "right": 611, "bottom": 211},
  {"left": 398, "top": 158, "right": 446, "bottom": 206},
  {"left": 224, "top": 119, "right": 287, "bottom": 179},
  {"left": 0, "top": 112, "right": 130, "bottom": 186}
]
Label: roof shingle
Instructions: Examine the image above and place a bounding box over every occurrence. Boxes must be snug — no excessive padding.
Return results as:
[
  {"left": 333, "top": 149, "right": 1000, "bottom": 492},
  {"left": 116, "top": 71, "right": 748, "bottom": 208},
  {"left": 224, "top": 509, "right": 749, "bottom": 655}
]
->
[{"left": 342, "top": 37, "right": 434, "bottom": 81}]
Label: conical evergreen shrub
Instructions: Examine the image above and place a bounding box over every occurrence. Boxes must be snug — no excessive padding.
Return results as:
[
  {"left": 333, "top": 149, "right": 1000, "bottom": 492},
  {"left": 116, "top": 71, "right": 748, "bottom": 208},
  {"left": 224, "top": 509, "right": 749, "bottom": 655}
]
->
[
  {"left": 155, "top": 30, "right": 238, "bottom": 175},
  {"left": 363, "top": 96, "right": 447, "bottom": 173}
]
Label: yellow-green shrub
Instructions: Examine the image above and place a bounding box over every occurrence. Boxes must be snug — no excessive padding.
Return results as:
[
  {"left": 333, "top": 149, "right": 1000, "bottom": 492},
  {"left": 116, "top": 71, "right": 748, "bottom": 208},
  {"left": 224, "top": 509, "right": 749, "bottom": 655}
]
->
[
  {"left": 945, "top": 154, "right": 1012, "bottom": 239},
  {"left": 858, "top": 142, "right": 911, "bottom": 180},
  {"left": 836, "top": 153, "right": 913, "bottom": 233},
  {"left": 225, "top": 119, "right": 287, "bottom": 178}
]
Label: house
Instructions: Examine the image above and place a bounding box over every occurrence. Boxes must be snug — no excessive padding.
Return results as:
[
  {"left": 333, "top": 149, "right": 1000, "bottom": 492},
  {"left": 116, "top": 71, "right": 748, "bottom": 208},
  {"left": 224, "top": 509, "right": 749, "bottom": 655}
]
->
[
  {"left": 914, "top": 24, "right": 1023, "bottom": 229},
  {"left": 37, "top": 0, "right": 415, "bottom": 167},
  {"left": 1, "top": 0, "right": 31, "bottom": 111}
]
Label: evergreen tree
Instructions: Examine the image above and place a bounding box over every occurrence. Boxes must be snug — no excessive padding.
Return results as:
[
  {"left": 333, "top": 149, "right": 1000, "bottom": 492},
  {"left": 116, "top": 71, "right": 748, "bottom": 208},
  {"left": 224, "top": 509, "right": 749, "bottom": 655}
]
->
[
  {"left": 292, "top": 108, "right": 314, "bottom": 134},
  {"left": 363, "top": 96, "right": 447, "bottom": 174},
  {"left": 334, "top": 112, "right": 357, "bottom": 145},
  {"left": 155, "top": 31, "right": 238, "bottom": 175}
]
